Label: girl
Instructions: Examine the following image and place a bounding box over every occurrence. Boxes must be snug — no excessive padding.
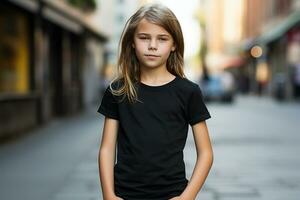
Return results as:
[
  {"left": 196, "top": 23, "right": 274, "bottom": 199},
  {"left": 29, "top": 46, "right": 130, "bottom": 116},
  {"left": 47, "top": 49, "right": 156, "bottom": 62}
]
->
[{"left": 98, "top": 3, "right": 213, "bottom": 200}]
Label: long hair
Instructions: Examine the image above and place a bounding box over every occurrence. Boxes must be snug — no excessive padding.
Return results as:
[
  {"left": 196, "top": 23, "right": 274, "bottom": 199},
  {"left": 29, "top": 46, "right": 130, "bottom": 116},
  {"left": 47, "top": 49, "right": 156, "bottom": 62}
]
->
[{"left": 111, "top": 3, "right": 185, "bottom": 103}]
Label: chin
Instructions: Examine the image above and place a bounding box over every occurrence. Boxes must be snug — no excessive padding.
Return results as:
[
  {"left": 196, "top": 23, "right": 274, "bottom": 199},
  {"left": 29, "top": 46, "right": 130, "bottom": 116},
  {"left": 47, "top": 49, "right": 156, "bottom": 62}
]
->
[
  {"left": 143, "top": 61, "right": 166, "bottom": 69},
  {"left": 140, "top": 62, "right": 158, "bottom": 68}
]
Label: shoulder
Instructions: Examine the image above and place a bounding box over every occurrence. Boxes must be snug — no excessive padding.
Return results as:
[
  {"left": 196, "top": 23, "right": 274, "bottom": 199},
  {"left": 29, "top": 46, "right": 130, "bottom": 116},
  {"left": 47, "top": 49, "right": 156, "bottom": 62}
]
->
[
  {"left": 102, "top": 78, "right": 124, "bottom": 100},
  {"left": 105, "top": 78, "right": 127, "bottom": 103},
  {"left": 175, "top": 76, "right": 201, "bottom": 94},
  {"left": 109, "top": 77, "right": 124, "bottom": 91}
]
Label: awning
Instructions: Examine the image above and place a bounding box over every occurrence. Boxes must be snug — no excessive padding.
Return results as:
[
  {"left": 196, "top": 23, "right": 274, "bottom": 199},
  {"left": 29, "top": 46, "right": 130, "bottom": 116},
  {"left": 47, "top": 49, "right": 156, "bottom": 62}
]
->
[
  {"left": 6, "top": 0, "right": 39, "bottom": 13},
  {"left": 257, "top": 12, "right": 300, "bottom": 45},
  {"left": 241, "top": 38, "right": 256, "bottom": 51},
  {"left": 7, "top": 0, "right": 108, "bottom": 41},
  {"left": 42, "top": 6, "right": 83, "bottom": 33}
]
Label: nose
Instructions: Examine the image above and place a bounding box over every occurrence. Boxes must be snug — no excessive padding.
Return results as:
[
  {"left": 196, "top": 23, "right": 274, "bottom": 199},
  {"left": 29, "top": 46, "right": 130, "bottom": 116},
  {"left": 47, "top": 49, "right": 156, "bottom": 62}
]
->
[{"left": 148, "top": 39, "right": 158, "bottom": 50}]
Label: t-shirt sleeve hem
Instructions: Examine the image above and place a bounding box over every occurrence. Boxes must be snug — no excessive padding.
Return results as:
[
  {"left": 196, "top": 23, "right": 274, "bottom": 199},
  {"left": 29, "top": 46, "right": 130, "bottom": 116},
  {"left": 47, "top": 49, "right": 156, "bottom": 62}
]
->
[
  {"left": 97, "top": 106, "right": 119, "bottom": 120},
  {"left": 189, "top": 113, "right": 211, "bottom": 126}
]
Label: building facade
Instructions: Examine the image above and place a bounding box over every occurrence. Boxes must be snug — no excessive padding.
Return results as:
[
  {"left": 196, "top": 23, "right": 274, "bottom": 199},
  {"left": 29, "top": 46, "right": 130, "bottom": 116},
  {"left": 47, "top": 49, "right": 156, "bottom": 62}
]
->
[
  {"left": 242, "top": 0, "right": 300, "bottom": 100},
  {"left": 0, "top": 0, "right": 108, "bottom": 139}
]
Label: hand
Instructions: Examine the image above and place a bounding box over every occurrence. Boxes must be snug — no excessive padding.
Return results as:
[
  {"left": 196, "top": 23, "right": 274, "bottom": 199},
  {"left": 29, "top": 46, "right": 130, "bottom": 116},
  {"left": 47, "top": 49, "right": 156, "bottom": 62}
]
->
[
  {"left": 169, "top": 196, "right": 181, "bottom": 200},
  {"left": 112, "top": 196, "right": 123, "bottom": 200},
  {"left": 105, "top": 195, "right": 123, "bottom": 200}
]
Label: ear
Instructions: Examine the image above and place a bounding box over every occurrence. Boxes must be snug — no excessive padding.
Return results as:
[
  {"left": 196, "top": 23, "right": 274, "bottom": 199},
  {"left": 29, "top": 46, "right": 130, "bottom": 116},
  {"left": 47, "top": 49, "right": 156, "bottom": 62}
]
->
[
  {"left": 171, "top": 45, "right": 176, "bottom": 52},
  {"left": 132, "top": 43, "right": 135, "bottom": 48}
]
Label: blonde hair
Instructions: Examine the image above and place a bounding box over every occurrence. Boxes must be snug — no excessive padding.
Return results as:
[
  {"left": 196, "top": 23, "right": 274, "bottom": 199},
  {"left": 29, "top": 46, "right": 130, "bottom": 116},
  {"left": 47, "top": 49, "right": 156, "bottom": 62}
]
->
[{"left": 111, "top": 3, "right": 185, "bottom": 103}]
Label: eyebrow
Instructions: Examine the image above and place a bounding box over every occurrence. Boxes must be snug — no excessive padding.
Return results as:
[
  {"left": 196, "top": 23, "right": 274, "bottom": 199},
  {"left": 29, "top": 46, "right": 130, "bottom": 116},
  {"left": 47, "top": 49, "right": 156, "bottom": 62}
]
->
[{"left": 136, "top": 33, "right": 170, "bottom": 37}]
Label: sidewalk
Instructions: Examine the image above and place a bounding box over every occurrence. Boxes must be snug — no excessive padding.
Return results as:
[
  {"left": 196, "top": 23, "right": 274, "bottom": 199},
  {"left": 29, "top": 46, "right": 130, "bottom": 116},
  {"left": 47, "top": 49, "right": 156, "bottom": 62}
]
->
[
  {"left": 0, "top": 106, "right": 103, "bottom": 200},
  {"left": 201, "top": 95, "right": 300, "bottom": 200},
  {"left": 1, "top": 96, "right": 300, "bottom": 200}
]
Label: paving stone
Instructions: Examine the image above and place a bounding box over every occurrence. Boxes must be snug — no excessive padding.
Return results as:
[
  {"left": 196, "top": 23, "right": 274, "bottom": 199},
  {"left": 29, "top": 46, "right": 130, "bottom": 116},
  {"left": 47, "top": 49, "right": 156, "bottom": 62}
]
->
[
  {"left": 196, "top": 190, "right": 216, "bottom": 200},
  {"left": 52, "top": 193, "right": 100, "bottom": 200},
  {"left": 259, "top": 188, "right": 300, "bottom": 200},
  {"left": 214, "top": 185, "right": 259, "bottom": 196}
]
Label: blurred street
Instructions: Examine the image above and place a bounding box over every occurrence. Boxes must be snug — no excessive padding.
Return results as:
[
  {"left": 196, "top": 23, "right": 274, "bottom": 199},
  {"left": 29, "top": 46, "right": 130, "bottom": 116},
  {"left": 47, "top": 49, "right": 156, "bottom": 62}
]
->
[
  {"left": 0, "top": 95, "right": 299, "bottom": 200},
  {"left": 1, "top": 0, "right": 300, "bottom": 199}
]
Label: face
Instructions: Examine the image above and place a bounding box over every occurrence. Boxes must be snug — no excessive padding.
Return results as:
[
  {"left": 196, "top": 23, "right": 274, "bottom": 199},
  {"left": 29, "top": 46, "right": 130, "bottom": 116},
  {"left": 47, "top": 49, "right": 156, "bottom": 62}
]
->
[{"left": 133, "top": 19, "right": 176, "bottom": 70}]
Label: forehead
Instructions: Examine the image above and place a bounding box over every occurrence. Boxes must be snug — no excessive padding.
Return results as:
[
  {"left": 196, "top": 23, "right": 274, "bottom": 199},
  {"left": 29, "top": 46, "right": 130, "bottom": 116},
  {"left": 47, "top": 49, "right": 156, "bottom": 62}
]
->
[{"left": 135, "top": 18, "right": 170, "bottom": 36}]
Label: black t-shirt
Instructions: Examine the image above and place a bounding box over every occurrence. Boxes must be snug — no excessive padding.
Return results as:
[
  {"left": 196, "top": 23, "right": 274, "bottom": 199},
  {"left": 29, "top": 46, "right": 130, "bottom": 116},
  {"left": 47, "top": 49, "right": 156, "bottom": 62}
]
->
[{"left": 98, "top": 76, "right": 211, "bottom": 200}]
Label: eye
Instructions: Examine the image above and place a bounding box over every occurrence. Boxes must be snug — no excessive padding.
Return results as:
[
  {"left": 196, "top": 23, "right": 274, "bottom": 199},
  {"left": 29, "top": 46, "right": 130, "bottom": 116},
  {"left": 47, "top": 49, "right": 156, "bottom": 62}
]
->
[
  {"left": 139, "top": 36, "right": 149, "bottom": 40},
  {"left": 158, "top": 37, "right": 168, "bottom": 41}
]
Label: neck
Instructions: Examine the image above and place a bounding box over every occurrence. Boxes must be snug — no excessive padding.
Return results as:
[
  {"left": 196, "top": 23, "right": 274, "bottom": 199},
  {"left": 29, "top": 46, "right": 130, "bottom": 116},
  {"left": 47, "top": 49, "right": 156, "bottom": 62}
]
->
[{"left": 140, "top": 65, "right": 175, "bottom": 85}]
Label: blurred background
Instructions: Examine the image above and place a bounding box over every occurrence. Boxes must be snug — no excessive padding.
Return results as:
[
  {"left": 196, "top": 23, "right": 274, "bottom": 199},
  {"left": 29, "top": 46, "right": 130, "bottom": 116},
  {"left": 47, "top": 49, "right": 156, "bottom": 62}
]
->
[{"left": 0, "top": 0, "right": 300, "bottom": 200}]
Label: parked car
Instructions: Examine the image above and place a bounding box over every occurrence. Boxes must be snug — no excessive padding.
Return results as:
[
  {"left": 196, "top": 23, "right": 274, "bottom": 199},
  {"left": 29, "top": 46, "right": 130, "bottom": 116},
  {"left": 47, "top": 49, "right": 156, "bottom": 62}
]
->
[{"left": 199, "top": 71, "right": 235, "bottom": 103}]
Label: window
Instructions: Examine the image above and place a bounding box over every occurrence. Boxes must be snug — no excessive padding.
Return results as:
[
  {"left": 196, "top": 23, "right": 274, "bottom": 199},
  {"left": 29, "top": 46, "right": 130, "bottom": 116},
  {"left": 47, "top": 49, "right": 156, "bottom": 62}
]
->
[{"left": 0, "top": 7, "right": 30, "bottom": 94}]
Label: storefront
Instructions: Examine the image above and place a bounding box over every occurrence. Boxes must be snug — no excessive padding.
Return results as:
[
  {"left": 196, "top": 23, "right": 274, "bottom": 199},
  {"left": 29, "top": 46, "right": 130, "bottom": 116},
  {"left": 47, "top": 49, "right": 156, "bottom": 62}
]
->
[
  {"left": 0, "top": 7, "right": 31, "bottom": 95},
  {"left": 0, "top": 0, "right": 107, "bottom": 139},
  {"left": 0, "top": 3, "right": 37, "bottom": 139},
  {"left": 257, "top": 11, "right": 300, "bottom": 100}
]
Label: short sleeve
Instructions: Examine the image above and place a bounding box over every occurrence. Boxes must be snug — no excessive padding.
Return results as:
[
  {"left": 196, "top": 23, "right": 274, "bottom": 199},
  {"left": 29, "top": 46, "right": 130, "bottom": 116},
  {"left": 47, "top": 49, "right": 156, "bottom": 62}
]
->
[
  {"left": 187, "top": 85, "right": 211, "bottom": 125},
  {"left": 97, "top": 86, "right": 119, "bottom": 120}
]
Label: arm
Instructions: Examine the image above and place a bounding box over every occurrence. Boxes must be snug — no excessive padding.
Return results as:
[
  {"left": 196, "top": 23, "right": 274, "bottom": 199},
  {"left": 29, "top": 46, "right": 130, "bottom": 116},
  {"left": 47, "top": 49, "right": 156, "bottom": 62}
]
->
[
  {"left": 98, "top": 117, "right": 122, "bottom": 200},
  {"left": 174, "top": 121, "right": 214, "bottom": 200}
]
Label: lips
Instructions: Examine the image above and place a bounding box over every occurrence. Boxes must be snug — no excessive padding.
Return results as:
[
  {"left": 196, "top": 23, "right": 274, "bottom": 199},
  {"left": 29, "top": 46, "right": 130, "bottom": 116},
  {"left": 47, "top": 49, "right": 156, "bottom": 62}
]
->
[{"left": 144, "top": 54, "right": 160, "bottom": 58}]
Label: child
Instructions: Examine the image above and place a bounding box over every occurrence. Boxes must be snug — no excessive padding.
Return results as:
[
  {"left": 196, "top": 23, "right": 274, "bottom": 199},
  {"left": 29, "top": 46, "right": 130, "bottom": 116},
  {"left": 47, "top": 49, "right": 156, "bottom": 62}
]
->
[{"left": 98, "top": 3, "right": 213, "bottom": 200}]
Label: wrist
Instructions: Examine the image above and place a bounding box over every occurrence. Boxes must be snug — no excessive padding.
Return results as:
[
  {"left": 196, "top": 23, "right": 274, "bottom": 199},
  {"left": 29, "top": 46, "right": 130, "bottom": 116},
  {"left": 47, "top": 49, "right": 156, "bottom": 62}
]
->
[
  {"left": 104, "top": 193, "right": 117, "bottom": 199},
  {"left": 179, "top": 193, "right": 194, "bottom": 200}
]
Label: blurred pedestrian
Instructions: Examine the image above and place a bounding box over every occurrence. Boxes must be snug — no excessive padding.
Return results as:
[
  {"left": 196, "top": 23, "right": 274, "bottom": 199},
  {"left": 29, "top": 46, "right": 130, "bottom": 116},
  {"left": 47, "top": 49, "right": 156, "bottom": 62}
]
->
[
  {"left": 292, "top": 63, "right": 300, "bottom": 99},
  {"left": 255, "top": 61, "right": 270, "bottom": 95},
  {"left": 97, "top": 3, "right": 213, "bottom": 200}
]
